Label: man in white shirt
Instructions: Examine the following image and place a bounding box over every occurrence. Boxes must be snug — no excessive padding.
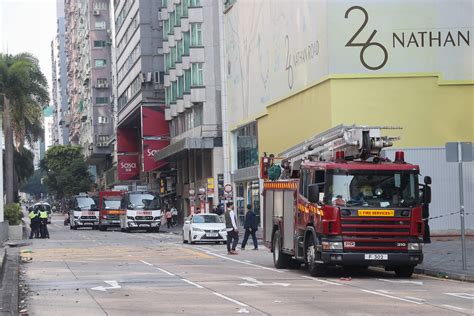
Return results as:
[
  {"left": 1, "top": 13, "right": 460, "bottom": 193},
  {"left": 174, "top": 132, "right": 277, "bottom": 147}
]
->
[
  {"left": 171, "top": 206, "right": 178, "bottom": 226},
  {"left": 224, "top": 202, "right": 239, "bottom": 255}
]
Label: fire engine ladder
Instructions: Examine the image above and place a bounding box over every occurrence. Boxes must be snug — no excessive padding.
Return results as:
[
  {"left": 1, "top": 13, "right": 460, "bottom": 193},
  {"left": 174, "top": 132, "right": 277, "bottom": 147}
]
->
[{"left": 279, "top": 125, "right": 401, "bottom": 171}]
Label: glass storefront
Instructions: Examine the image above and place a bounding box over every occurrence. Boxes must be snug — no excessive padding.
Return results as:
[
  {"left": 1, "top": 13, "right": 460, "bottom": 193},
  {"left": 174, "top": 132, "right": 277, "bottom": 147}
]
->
[
  {"left": 236, "top": 123, "right": 258, "bottom": 169},
  {"left": 235, "top": 179, "right": 261, "bottom": 226}
]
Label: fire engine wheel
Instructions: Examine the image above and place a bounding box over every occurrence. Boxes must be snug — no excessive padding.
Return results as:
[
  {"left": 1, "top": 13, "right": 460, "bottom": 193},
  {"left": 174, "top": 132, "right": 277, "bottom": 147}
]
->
[
  {"left": 394, "top": 266, "right": 415, "bottom": 278},
  {"left": 305, "top": 236, "right": 326, "bottom": 277},
  {"left": 99, "top": 226, "right": 107, "bottom": 231},
  {"left": 273, "top": 230, "right": 291, "bottom": 269}
]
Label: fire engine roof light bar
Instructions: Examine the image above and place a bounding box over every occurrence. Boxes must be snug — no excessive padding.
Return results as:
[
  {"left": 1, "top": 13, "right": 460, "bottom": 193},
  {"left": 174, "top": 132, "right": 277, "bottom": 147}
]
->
[{"left": 279, "top": 124, "right": 402, "bottom": 164}]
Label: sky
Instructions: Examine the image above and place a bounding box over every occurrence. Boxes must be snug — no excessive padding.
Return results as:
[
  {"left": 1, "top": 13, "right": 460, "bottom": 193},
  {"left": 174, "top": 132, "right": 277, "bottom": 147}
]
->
[{"left": 0, "top": 0, "right": 58, "bottom": 102}]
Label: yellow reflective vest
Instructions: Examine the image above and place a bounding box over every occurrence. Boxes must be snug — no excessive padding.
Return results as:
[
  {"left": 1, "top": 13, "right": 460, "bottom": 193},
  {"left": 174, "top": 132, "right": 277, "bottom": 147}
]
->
[
  {"left": 28, "top": 211, "right": 37, "bottom": 220},
  {"left": 39, "top": 211, "right": 48, "bottom": 219}
]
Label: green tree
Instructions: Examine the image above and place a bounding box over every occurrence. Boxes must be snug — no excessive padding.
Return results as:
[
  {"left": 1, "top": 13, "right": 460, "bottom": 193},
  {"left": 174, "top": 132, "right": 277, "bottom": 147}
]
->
[
  {"left": 20, "top": 169, "right": 47, "bottom": 199},
  {"left": 41, "top": 145, "right": 93, "bottom": 199},
  {"left": 0, "top": 53, "right": 49, "bottom": 203}
]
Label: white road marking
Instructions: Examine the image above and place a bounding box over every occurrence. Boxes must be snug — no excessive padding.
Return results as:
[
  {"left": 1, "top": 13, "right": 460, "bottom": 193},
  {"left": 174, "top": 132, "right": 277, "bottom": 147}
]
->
[
  {"left": 404, "top": 296, "right": 425, "bottom": 302},
  {"left": 91, "top": 280, "right": 121, "bottom": 292},
  {"left": 445, "top": 293, "right": 474, "bottom": 300},
  {"left": 200, "top": 249, "right": 284, "bottom": 273},
  {"left": 237, "top": 308, "right": 250, "bottom": 314},
  {"left": 302, "top": 276, "right": 342, "bottom": 286},
  {"left": 213, "top": 292, "right": 249, "bottom": 307},
  {"left": 377, "top": 290, "right": 391, "bottom": 294},
  {"left": 139, "top": 260, "right": 153, "bottom": 266},
  {"left": 239, "top": 277, "right": 290, "bottom": 287},
  {"left": 181, "top": 278, "right": 204, "bottom": 289},
  {"left": 361, "top": 290, "right": 423, "bottom": 305},
  {"left": 441, "top": 305, "right": 466, "bottom": 311},
  {"left": 156, "top": 267, "right": 175, "bottom": 276},
  {"left": 244, "top": 260, "right": 252, "bottom": 263},
  {"left": 377, "top": 279, "right": 423, "bottom": 285}
]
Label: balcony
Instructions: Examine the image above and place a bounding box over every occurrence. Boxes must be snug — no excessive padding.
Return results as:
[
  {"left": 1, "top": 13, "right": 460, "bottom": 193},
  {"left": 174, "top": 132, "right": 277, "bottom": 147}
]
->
[{"left": 190, "top": 87, "right": 205, "bottom": 103}]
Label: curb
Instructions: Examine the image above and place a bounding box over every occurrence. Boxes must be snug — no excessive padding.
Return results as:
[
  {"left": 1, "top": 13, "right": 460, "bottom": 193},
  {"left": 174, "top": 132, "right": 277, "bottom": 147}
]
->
[
  {"left": 0, "top": 247, "right": 5, "bottom": 279},
  {"left": 414, "top": 267, "right": 474, "bottom": 282}
]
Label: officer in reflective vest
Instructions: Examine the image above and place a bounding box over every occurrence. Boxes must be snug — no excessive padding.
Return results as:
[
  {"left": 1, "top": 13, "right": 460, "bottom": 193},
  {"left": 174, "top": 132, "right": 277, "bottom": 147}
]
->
[
  {"left": 28, "top": 207, "right": 39, "bottom": 239},
  {"left": 39, "top": 207, "right": 50, "bottom": 238}
]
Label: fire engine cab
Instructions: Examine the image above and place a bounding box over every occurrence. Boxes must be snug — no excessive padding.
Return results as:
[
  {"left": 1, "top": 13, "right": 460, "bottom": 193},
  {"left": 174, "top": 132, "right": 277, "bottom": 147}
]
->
[{"left": 262, "top": 125, "right": 431, "bottom": 278}]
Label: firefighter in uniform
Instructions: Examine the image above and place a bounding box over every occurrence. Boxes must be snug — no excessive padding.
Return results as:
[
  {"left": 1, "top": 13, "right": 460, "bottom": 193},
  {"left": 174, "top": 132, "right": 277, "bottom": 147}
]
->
[
  {"left": 28, "top": 207, "right": 40, "bottom": 239},
  {"left": 39, "top": 207, "right": 50, "bottom": 238}
]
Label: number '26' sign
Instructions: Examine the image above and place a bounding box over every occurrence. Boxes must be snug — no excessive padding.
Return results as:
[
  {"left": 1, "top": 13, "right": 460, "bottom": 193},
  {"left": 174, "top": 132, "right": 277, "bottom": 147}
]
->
[{"left": 345, "top": 6, "right": 388, "bottom": 70}]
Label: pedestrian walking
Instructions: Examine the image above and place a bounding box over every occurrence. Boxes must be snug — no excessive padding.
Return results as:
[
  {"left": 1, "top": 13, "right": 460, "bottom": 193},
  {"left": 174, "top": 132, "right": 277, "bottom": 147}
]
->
[
  {"left": 165, "top": 208, "right": 173, "bottom": 228},
  {"left": 28, "top": 207, "right": 40, "bottom": 239},
  {"left": 241, "top": 204, "right": 258, "bottom": 250},
  {"left": 171, "top": 205, "right": 178, "bottom": 226},
  {"left": 224, "top": 202, "right": 239, "bottom": 255},
  {"left": 39, "top": 206, "right": 50, "bottom": 238}
]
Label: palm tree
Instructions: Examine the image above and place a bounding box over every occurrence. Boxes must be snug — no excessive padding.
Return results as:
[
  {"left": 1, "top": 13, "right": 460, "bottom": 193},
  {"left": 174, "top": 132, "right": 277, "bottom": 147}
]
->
[{"left": 0, "top": 53, "right": 49, "bottom": 203}]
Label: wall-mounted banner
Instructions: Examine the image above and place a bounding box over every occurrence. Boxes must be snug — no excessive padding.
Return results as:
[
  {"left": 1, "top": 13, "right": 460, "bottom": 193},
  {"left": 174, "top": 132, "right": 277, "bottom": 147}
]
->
[
  {"left": 142, "top": 139, "right": 169, "bottom": 172},
  {"left": 141, "top": 106, "right": 169, "bottom": 138},
  {"left": 117, "top": 128, "right": 139, "bottom": 153},
  {"left": 117, "top": 154, "right": 140, "bottom": 181}
]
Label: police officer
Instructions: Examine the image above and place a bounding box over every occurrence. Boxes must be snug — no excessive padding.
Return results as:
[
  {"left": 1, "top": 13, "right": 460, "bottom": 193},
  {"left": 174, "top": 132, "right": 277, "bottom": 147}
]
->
[
  {"left": 39, "top": 206, "right": 50, "bottom": 238},
  {"left": 28, "top": 207, "right": 39, "bottom": 239}
]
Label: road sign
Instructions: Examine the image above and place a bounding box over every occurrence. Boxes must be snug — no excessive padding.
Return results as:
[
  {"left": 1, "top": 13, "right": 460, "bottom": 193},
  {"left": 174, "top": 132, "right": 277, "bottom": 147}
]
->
[
  {"left": 224, "top": 184, "right": 232, "bottom": 193},
  {"left": 446, "top": 142, "right": 472, "bottom": 162}
]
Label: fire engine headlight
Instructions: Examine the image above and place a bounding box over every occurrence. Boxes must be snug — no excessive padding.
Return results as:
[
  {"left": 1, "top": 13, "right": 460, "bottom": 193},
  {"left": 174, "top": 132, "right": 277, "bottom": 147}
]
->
[
  {"left": 322, "top": 241, "right": 343, "bottom": 250},
  {"left": 408, "top": 243, "right": 422, "bottom": 251}
]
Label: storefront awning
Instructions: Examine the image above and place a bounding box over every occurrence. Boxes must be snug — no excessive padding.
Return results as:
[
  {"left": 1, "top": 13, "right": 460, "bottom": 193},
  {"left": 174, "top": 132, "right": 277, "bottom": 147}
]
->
[{"left": 153, "top": 137, "right": 217, "bottom": 161}]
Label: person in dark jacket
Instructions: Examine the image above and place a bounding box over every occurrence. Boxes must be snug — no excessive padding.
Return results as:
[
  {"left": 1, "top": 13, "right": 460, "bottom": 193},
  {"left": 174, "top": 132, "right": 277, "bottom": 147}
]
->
[{"left": 241, "top": 204, "right": 258, "bottom": 250}]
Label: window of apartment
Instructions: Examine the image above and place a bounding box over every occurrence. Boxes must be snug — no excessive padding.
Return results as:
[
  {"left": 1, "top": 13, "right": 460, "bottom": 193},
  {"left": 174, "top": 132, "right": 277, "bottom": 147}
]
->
[
  {"left": 115, "top": 0, "right": 135, "bottom": 31},
  {"left": 93, "top": 2, "right": 107, "bottom": 10},
  {"left": 177, "top": 40, "right": 183, "bottom": 62},
  {"left": 185, "top": 110, "right": 194, "bottom": 130},
  {"left": 177, "top": 76, "right": 184, "bottom": 98},
  {"left": 191, "top": 63, "right": 203, "bottom": 86},
  {"left": 94, "top": 59, "right": 107, "bottom": 67},
  {"left": 170, "top": 47, "right": 176, "bottom": 68},
  {"left": 130, "top": 75, "right": 141, "bottom": 97},
  {"left": 94, "top": 40, "right": 106, "bottom": 48},
  {"left": 190, "top": 0, "right": 201, "bottom": 7},
  {"left": 96, "top": 97, "right": 109, "bottom": 105},
  {"left": 162, "top": 0, "right": 168, "bottom": 6},
  {"left": 96, "top": 134, "right": 109, "bottom": 143},
  {"left": 164, "top": 53, "right": 170, "bottom": 73},
  {"left": 154, "top": 71, "right": 164, "bottom": 84},
  {"left": 98, "top": 116, "right": 109, "bottom": 124},
  {"left": 190, "top": 23, "right": 202, "bottom": 47},
  {"left": 163, "top": 20, "right": 169, "bottom": 41},
  {"left": 165, "top": 86, "right": 171, "bottom": 106},
  {"left": 184, "top": 69, "right": 191, "bottom": 92},
  {"left": 175, "top": 4, "right": 182, "bottom": 26},
  {"left": 118, "top": 92, "right": 128, "bottom": 109},
  {"left": 95, "top": 21, "right": 106, "bottom": 29},
  {"left": 171, "top": 81, "right": 177, "bottom": 102},
  {"left": 96, "top": 78, "right": 108, "bottom": 87},
  {"left": 183, "top": 32, "right": 190, "bottom": 55},
  {"left": 182, "top": 0, "right": 189, "bottom": 17},
  {"left": 169, "top": 11, "right": 175, "bottom": 34},
  {"left": 194, "top": 103, "right": 203, "bottom": 127}
]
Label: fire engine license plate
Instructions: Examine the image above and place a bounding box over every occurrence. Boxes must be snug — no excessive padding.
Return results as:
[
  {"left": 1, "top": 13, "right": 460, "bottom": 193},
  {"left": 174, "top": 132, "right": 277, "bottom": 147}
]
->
[
  {"left": 358, "top": 210, "right": 394, "bottom": 217},
  {"left": 364, "top": 254, "right": 388, "bottom": 260},
  {"left": 206, "top": 233, "right": 218, "bottom": 237}
]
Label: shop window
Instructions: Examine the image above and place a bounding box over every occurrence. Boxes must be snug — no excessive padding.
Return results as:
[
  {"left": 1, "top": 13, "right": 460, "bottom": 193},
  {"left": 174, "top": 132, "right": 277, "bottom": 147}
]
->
[{"left": 236, "top": 122, "right": 258, "bottom": 169}]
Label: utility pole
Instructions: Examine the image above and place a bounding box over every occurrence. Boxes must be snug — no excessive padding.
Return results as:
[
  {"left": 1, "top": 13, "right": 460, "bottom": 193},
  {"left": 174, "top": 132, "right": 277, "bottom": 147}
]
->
[{"left": 0, "top": 94, "right": 4, "bottom": 222}]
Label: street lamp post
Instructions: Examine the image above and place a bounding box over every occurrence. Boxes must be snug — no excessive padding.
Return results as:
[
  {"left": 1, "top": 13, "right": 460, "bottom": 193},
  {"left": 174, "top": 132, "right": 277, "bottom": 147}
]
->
[{"left": 0, "top": 93, "right": 4, "bottom": 222}]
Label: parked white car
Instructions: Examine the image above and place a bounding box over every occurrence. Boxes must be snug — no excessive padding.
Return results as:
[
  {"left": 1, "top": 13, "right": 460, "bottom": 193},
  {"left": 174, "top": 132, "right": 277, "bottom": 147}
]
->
[{"left": 182, "top": 214, "right": 227, "bottom": 244}]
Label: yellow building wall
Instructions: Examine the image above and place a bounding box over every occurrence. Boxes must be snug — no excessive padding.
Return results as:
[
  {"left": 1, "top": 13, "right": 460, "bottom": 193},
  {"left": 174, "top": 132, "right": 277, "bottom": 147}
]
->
[{"left": 257, "top": 76, "right": 473, "bottom": 156}]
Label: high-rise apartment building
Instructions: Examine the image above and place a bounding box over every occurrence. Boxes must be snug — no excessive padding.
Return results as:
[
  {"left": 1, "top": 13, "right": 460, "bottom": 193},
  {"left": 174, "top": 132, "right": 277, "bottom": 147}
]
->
[
  {"left": 155, "top": 0, "right": 224, "bottom": 216},
  {"left": 111, "top": 0, "right": 169, "bottom": 190},
  {"left": 64, "top": 0, "right": 114, "bottom": 181},
  {"left": 51, "top": 0, "right": 69, "bottom": 146}
]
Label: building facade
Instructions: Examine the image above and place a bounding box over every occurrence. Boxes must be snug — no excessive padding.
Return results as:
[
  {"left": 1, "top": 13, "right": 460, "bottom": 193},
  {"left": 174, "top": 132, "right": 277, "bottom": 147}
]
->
[
  {"left": 224, "top": 0, "right": 473, "bottom": 232},
  {"left": 64, "top": 0, "right": 114, "bottom": 183},
  {"left": 51, "top": 0, "right": 70, "bottom": 146},
  {"left": 110, "top": 0, "right": 169, "bottom": 191},
  {"left": 154, "top": 0, "right": 224, "bottom": 218}
]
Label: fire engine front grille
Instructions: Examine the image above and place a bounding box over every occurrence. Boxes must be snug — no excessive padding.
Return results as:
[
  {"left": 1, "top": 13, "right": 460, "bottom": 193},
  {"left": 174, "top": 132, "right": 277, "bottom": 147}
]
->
[
  {"left": 80, "top": 216, "right": 97, "bottom": 220},
  {"left": 341, "top": 217, "right": 410, "bottom": 236},
  {"left": 342, "top": 237, "right": 409, "bottom": 253},
  {"left": 106, "top": 215, "right": 119, "bottom": 220},
  {"left": 135, "top": 216, "right": 153, "bottom": 221}
]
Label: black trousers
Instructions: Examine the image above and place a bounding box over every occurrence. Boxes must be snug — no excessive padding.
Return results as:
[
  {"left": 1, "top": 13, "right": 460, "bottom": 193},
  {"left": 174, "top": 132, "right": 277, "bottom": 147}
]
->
[
  {"left": 227, "top": 230, "right": 239, "bottom": 252},
  {"left": 29, "top": 221, "right": 39, "bottom": 238},
  {"left": 39, "top": 221, "right": 49, "bottom": 238},
  {"left": 241, "top": 228, "right": 258, "bottom": 249}
]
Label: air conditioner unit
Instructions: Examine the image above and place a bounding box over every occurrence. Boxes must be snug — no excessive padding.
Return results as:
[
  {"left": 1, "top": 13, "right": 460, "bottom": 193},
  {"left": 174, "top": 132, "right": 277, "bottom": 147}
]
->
[
  {"left": 93, "top": 10, "right": 100, "bottom": 16},
  {"left": 146, "top": 72, "right": 153, "bottom": 82}
]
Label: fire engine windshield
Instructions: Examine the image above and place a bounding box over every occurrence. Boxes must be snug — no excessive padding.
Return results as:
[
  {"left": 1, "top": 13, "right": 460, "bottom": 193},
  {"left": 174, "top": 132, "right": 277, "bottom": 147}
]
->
[
  {"left": 325, "top": 170, "right": 419, "bottom": 208},
  {"left": 103, "top": 196, "right": 121, "bottom": 209}
]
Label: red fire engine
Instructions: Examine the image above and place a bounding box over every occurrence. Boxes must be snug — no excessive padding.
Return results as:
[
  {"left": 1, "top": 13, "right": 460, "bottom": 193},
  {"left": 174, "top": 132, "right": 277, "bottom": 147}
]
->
[{"left": 262, "top": 125, "right": 431, "bottom": 277}]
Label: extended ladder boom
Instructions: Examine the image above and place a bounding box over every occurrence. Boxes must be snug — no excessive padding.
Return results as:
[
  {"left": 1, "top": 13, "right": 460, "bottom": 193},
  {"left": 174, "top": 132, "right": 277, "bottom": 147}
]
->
[{"left": 279, "top": 125, "right": 401, "bottom": 166}]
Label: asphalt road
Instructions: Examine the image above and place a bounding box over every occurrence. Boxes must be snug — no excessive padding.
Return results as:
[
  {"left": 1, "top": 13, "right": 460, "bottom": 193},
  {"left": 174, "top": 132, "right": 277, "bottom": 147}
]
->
[{"left": 20, "top": 215, "right": 473, "bottom": 315}]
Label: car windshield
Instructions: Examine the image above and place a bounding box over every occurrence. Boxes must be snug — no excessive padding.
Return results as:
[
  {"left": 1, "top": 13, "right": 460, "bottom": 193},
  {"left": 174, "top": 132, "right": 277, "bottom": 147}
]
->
[
  {"left": 129, "top": 193, "right": 159, "bottom": 210},
  {"left": 192, "top": 215, "right": 222, "bottom": 224},
  {"left": 34, "top": 204, "right": 51, "bottom": 212},
  {"left": 325, "top": 170, "right": 420, "bottom": 208},
  {"left": 103, "top": 196, "right": 121, "bottom": 209},
  {"left": 76, "top": 197, "right": 96, "bottom": 209}
]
